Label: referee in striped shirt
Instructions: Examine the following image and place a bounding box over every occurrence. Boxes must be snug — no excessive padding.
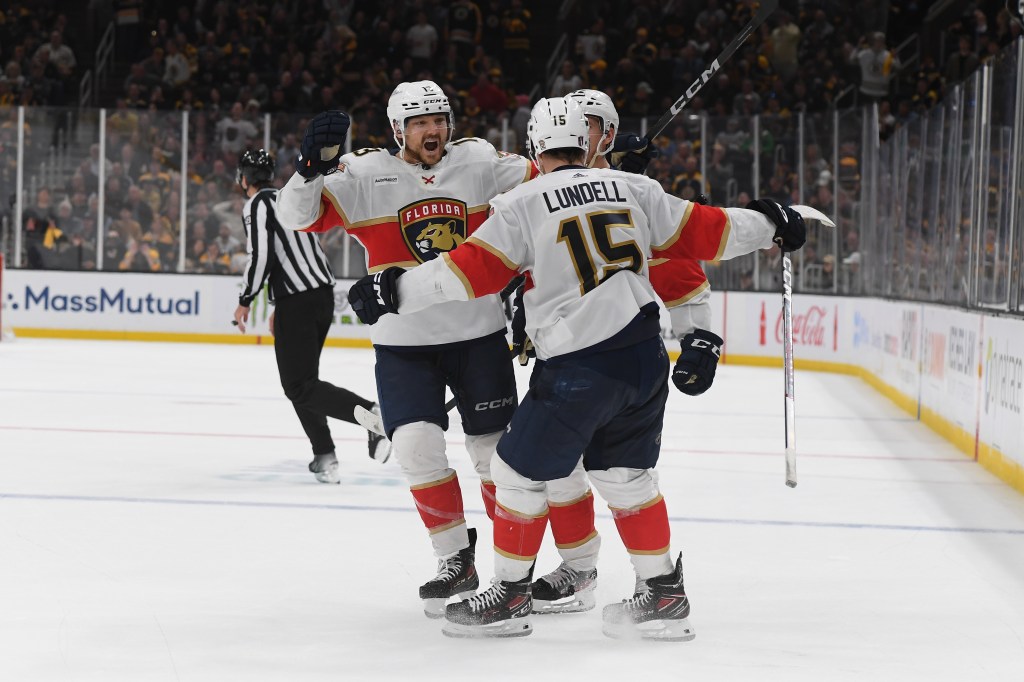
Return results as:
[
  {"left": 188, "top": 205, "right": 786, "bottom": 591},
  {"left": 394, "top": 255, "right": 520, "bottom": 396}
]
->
[{"left": 232, "top": 149, "right": 390, "bottom": 483}]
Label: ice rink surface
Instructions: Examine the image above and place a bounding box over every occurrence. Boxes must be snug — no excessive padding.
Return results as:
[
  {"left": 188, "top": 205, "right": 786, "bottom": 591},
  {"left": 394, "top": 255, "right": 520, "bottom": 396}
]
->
[{"left": 2, "top": 338, "right": 1023, "bottom": 682}]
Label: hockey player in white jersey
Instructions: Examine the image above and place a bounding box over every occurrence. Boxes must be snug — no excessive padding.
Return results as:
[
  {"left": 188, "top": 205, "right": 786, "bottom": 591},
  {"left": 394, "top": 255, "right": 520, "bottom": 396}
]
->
[
  {"left": 347, "top": 96, "right": 806, "bottom": 639},
  {"left": 275, "top": 81, "right": 538, "bottom": 618},
  {"left": 512, "top": 89, "right": 727, "bottom": 614}
]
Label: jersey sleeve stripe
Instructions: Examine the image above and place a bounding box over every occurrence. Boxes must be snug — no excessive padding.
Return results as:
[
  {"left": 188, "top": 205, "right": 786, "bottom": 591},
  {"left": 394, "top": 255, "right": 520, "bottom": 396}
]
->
[
  {"left": 523, "top": 160, "right": 539, "bottom": 183},
  {"left": 711, "top": 212, "right": 733, "bottom": 262},
  {"left": 661, "top": 280, "right": 709, "bottom": 308},
  {"left": 465, "top": 235, "right": 519, "bottom": 270},
  {"left": 652, "top": 202, "right": 695, "bottom": 252},
  {"left": 441, "top": 252, "right": 476, "bottom": 299},
  {"left": 443, "top": 241, "right": 520, "bottom": 298},
  {"left": 322, "top": 186, "right": 351, "bottom": 227}
]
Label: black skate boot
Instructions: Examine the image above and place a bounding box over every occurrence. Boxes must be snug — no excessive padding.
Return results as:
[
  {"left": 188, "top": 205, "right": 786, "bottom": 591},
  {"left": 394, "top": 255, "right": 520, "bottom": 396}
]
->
[
  {"left": 530, "top": 562, "right": 597, "bottom": 614},
  {"left": 442, "top": 567, "right": 534, "bottom": 638},
  {"left": 308, "top": 451, "right": 340, "bottom": 484},
  {"left": 419, "top": 527, "right": 480, "bottom": 619},
  {"left": 602, "top": 553, "right": 695, "bottom": 641}
]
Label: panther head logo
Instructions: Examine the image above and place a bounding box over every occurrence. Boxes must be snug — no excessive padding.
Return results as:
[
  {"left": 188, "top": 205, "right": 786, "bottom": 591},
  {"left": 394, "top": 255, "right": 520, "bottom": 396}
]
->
[
  {"left": 399, "top": 198, "right": 469, "bottom": 262},
  {"left": 415, "top": 220, "right": 465, "bottom": 253}
]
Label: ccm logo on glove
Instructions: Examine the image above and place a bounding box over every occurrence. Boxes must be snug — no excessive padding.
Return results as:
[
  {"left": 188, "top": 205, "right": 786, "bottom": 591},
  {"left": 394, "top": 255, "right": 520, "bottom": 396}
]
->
[{"left": 672, "top": 329, "right": 723, "bottom": 396}]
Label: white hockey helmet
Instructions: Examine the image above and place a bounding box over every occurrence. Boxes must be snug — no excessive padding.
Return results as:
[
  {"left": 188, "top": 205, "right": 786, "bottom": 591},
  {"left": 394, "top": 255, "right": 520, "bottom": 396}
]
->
[
  {"left": 568, "top": 88, "right": 619, "bottom": 153},
  {"left": 386, "top": 80, "right": 453, "bottom": 148},
  {"left": 526, "top": 96, "right": 590, "bottom": 166}
]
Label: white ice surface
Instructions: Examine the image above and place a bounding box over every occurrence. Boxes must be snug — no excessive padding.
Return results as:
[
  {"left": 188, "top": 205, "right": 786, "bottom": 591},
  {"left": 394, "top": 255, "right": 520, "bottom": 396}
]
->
[{"left": 1, "top": 338, "right": 1023, "bottom": 682}]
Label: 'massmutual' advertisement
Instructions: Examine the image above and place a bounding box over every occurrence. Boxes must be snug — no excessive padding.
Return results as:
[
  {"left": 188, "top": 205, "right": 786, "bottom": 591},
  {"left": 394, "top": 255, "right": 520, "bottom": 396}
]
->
[{"left": 3, "top": 270, "right": 374, "bottom": 338}]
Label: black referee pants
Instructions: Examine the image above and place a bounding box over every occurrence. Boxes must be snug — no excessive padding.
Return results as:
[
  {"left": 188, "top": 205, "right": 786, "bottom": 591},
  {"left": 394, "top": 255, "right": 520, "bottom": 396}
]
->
[{"left": 273, "top": 286, "right": 373, "bottom": 456}]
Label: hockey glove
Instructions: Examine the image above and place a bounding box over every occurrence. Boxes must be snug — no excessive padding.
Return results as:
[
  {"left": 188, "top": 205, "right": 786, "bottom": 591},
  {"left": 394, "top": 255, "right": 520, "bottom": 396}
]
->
[
  {"left": 746, "top": 199, "right": 806, "bottom": 252},
  {"left": 296, "top": 110, "right": 351, "bottom": 179},
  {"left": 610, "top": 134, "right": 660, "bottom": 175},
  {"left": 509, "top": 284, "right": 535, "bottom": 366},
  {"left": 347, "top": 267, "right": 405, "bottom": 325},
  {"left": 672, "top": 329, "right": 723, "bottom": 396}
]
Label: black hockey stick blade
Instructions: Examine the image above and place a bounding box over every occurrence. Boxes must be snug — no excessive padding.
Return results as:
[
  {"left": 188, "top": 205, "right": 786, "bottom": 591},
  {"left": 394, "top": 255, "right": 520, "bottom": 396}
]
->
[{"left": 647, "top": 0, "right": 779, "bottom": 142}]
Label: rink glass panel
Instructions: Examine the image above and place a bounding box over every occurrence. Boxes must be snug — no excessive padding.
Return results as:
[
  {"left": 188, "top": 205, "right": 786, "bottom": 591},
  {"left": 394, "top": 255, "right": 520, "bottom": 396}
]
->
[{"left": 3, "top": 39, "right": 1022, "bottom": 316}]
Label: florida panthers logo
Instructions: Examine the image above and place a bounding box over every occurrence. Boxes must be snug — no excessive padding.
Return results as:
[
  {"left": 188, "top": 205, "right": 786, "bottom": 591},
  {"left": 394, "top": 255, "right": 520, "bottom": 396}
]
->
[
  {"left": 399, "top": 198, "right": 468, "bottom": 262},
  {"left": 415, "top": 220, "right": 465, "bottom": 252}
]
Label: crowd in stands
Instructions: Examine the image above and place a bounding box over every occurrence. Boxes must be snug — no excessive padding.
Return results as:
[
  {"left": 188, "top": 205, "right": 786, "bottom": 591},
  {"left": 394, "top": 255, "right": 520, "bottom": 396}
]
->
[{"left": 1, "top": 0, "right": 1018, "bottom": 294}]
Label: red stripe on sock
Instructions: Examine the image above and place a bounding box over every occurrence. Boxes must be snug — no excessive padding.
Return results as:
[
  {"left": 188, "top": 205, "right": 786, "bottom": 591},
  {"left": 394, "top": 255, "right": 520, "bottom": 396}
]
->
[
  {"left": 410, "top": 475, "right": 465, "bottom": 531},
  {"left": 480, "top": 481, "right": 496, "bottom": 521},
  {"left": 611, "top": 497, "right": 670, "bottom": 553},
  {"left": 548, "top": 492, "right": 596, "bottom": 547},
  {"left": 494, "top": 503, "right": 548, "bottom": 561}
]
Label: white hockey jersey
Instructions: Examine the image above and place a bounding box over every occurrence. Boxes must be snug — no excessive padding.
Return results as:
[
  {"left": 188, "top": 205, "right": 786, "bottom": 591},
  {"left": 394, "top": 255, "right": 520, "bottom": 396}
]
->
[
  {"left": 276, "top": 138, "right": 537, "bottom": 346},
  {"left": 396, "top": 166, "right": 777, "bottom": 359}
]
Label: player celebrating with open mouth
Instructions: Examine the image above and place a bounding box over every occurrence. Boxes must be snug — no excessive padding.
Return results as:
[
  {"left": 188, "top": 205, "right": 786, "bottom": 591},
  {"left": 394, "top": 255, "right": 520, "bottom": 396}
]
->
[{"left": 276, "top": 81, "right": 538, "bottom": 619}]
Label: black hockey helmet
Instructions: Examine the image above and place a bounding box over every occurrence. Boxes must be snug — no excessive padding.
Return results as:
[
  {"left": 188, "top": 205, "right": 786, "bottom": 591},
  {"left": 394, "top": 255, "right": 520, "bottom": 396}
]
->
[{"left": 237, "top": 148, "right": 275, "bottom": 188}]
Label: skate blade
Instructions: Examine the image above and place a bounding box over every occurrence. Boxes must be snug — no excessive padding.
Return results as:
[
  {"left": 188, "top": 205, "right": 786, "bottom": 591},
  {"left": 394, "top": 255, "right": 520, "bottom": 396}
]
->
[
  {"left": 312, "top": 467, "right": 340, "bottom": 484},
  {"left": 423, "top": 589, "right": 477, "bottom": 619},
  {"left": 602, "top": 617, "right": 695, "bottom": 642},
  {"left": 442, "top": 617, "right": 533, "bottom": 639},
  {"left": 531, "top": 591, "right": 596, "bottom": 615}
]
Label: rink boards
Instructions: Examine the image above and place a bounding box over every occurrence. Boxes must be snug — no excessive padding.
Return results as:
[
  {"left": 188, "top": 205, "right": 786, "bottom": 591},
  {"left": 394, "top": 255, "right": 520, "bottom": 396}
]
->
[{"left": 3, "top": 268, "right": 1022, "bottom": 494}]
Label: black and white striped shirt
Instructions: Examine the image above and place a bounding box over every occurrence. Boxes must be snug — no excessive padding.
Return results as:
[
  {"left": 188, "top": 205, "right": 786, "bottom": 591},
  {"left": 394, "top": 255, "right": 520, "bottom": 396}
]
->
[{"left": 239, "top": 188, "right": 335, "bottom": 306}]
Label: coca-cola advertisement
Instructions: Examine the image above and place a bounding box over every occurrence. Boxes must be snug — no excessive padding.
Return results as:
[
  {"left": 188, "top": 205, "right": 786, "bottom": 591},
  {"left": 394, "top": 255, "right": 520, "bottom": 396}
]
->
[{"left": 759, "top": 303, "right": 830, "bottom": 347}]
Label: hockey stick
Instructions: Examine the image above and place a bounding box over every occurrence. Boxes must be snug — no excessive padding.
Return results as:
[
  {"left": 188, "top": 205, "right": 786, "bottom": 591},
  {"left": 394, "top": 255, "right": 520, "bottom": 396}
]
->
[
  {"left": 781, "top": 251, "right": 797, "bottom": 487},
  {"left": 354, "top": 397, "right": 458, "bottom": 438},
  {"left": 779, "top": 205, "right": 835, "bottom": 488},
  {"left": 646, "top": 0, "right": 779, "bottom": 142}
]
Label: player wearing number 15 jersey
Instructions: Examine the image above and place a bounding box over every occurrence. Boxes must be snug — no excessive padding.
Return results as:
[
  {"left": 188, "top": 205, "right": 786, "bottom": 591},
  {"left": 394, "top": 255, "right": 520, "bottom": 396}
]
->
[
  {"left": 348, "top": 96, "right": 806, "bottom": 639},
  {"left": 275, "top": 81, "right": 538, "bottom": 618}
]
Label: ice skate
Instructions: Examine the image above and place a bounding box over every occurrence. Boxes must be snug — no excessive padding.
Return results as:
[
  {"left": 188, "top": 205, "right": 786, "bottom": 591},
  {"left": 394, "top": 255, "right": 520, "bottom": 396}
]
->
[
  {"left": 602, "top": 553, "right": 695, "bottom": 642},
  {"left": 442, "top": 569, "right": 534, "bottom": 638},
  {"left": 308, "top": 451, "right": 340, "bottom": 484},
  {"left": 530, "top": 562, "right": 597, "bottom": 614},
  {"left": 419, "top": 528, "right": 479, "bottom": 618},
  {"left": 633, "top": 572, "right": 650, "bottom": 598}
]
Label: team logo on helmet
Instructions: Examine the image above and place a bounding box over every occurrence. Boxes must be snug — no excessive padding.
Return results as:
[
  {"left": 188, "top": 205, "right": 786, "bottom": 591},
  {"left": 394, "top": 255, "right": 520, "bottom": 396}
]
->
[{"left": 398, "top": 197, "right": 468, "bottom": 262}]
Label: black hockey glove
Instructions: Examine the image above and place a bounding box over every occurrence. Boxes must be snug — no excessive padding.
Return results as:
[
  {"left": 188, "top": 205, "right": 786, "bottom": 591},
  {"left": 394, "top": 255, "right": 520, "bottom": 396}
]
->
[
  {"left": 296, "top": 110, "right": 350, "bottom": 180},
  {"left": 509, "top": 284, "right": 535, "bottom": 366},
  {"left": 347, "top": 267, "right": 405, "bottom": 325},
  {"left": 672, "top": 329, "right": 723, "bottom": 396},
  {"left": 610, "top": 134, "right": 660, "bottom": 175},
  {"left": 746, "top": 199, "right": 806, "bottom": 252}
]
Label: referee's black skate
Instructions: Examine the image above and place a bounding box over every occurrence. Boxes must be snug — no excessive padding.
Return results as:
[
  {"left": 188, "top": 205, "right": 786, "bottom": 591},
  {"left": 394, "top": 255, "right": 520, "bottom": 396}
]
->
[
  {"left": 602, "top": 553, "right": 695, "bottom": 642},
  {"left": 308, "top": 451, "right": 340, "bottom": 484},
  {"left": 419, "top": 527, "right": 479, "bottom": 618},
  {"left": 442, "top": 567, "right": 534, "bottom": 638},
  {"left": 531, "top": 562, "right": 597, "bottom": 614}
]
